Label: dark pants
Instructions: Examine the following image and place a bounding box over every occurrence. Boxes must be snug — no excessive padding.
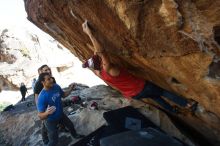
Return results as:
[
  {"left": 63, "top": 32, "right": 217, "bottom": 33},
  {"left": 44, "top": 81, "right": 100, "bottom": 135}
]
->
[
  {"left": 21, "top": 92, "right": 26, "bottom": 101},
  {"left": 133, "top": 82, "right": 188, "bottom": 113},
  {"left": 45, "top": 113, "right": 77, "bottom": 146},
  {"left": 41, "top": 121, "right": 49, "bottom": 144}
]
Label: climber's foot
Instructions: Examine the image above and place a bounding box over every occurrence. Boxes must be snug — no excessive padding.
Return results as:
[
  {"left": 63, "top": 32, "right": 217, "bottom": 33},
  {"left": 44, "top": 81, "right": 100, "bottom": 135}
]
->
[{"left": 82, "top": 20, "right": 92, "bottom": 36}]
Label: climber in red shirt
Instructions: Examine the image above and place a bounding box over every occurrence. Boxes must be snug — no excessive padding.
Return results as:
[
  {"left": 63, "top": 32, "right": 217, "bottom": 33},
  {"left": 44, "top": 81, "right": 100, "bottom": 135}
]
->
[{"left": 82, "top": 20, "right": 197, "bottom": 114}]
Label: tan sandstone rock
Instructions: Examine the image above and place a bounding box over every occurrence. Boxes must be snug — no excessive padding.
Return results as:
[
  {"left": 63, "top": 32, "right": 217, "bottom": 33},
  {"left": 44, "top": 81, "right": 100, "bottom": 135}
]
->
[{"left": 24, "top": 0, "right": 220, "bottom": 145}]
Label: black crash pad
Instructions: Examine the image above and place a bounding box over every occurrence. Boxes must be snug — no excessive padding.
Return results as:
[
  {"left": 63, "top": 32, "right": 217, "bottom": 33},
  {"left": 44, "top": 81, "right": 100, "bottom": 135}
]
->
[
  {"left": 73, "top": 106, "right": 187, "bottom": 146},
  {"left": 103, "top": 106, "right": 157, "bottom": 131},
  {"left": 100, "top": 127, "right": 184, "bottom": 146},
  {"left": 72, "top": 125, "right": 120, "bottom": 146}
]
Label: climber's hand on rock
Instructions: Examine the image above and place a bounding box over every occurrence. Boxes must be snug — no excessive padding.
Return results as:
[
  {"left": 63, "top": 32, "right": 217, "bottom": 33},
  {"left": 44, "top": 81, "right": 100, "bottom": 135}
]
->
[{"left": 82, "top": 20, "right": 92, "bottom": 36}]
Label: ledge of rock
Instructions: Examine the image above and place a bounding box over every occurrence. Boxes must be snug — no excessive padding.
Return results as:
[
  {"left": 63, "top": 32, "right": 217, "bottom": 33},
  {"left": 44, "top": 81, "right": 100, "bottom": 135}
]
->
[{"left": 24, "top": 0, "right": 220, "bottom": 145}]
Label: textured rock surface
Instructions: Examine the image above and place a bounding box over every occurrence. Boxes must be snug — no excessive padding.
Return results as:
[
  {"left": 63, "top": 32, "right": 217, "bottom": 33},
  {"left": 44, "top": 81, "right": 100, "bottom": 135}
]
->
[
  {"left": 0, "top": 85, "right": 196, "bottom": 146},
  {"left": 25, "top": 0, "right": 220, "bottom": 145}
]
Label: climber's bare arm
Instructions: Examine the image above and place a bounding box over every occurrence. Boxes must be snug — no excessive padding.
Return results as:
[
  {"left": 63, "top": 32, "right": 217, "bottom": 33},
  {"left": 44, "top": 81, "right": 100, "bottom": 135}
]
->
[
  {"left": 82, "top": 20, "right": 120, "bottom": 77},
  {"left": 82, "top": 20, "right": 103, "bottom": 53}
]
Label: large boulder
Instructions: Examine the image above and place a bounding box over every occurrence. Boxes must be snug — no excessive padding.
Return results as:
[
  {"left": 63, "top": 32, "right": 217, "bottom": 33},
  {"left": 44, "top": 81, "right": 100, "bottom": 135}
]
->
[{"left": 24, "top": 0, "right": 220, "bottom": 145}]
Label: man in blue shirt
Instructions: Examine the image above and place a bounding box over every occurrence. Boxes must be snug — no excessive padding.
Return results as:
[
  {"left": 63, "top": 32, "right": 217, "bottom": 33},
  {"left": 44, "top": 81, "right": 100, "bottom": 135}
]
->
[
  {"left": 37, "top": 73, "right": 83, "bottom": 146},
  {"left": 35, "top": 64, "right": 55, "bottom": 145}
]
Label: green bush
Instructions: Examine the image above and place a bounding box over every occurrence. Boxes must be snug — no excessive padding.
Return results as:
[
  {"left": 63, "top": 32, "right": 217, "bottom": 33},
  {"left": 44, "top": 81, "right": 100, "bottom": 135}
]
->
[
  {"left": 20, "top": 47, "right": 31, "bottom": 59},
  {"left": 0, "top": 102, "right": 10, "bottom": 112}
]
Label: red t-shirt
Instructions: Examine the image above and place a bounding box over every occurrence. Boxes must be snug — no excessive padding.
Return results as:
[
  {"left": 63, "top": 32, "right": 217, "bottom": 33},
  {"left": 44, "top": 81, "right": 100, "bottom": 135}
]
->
[{"left": 100, "top": 68, "right": 145, "bottom": 99}]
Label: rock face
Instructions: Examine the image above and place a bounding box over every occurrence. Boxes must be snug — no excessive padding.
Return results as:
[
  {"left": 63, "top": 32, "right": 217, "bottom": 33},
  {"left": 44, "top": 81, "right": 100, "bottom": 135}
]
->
[{"left": 24, "top": 0, "right": 220, "bottom": 145}]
